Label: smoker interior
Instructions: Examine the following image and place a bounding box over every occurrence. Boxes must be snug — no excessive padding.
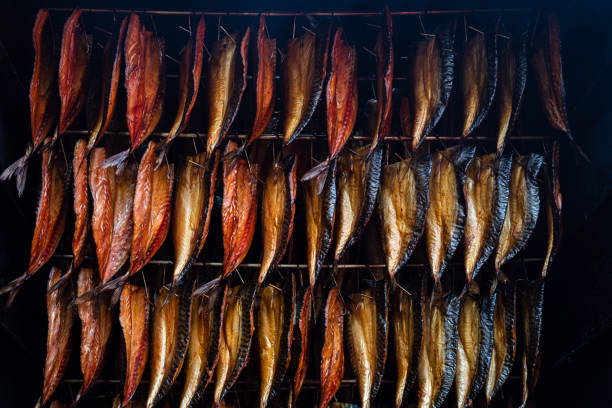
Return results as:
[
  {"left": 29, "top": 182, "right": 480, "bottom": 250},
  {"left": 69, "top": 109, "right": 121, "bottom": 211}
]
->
[{"left": 0, "top": 0, "right": 611, "bottom": 407}]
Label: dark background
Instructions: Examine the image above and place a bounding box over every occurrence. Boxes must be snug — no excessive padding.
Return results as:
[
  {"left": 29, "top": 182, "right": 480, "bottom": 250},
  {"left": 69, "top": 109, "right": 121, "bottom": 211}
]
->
[{"left": 0, "top": 0, "right": 611, "bottom": 407}]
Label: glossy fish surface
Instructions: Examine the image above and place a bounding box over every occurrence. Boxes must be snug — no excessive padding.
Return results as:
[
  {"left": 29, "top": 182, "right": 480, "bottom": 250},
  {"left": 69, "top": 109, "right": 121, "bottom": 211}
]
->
[
  {"left": 520, "top": 280, "right": 545, "bottom": 408},
  {"left": 370, "top": 7, "right": 393, "bottom": 153},
  {"left": 319, "top": 287, "right": 344, "bottom": 408},
  {"left": 542, "top": 142, "right": 562, "bottom": 278},
  {"left": 290, "top": 286, "right": 312, "bottom": 405},
  {"left": 72, "top": 141, "right": 89, "bottom": 271}
]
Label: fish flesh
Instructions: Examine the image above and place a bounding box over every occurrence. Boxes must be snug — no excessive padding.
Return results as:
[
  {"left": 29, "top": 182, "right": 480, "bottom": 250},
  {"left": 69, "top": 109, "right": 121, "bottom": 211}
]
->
[
  {"left": 259, "top": 155, "right": 297, "bottom": 285},
  {"left": 334, "top": 145, "right": 383, "bottom": 265},
  {"left": 289, "top": 286, "right": 312, "bottom": 405},
  {"left": 89, "top": 148, "right": 137, "bottom": 284},
  {"left": 147, "top": 285, "right": 192, "bottom": 408},
  {"left": 319, "top": 287, "right": 344, "bottom": 408},
  {"left": 257, "top": 275, "right": 296, "bottom": 407},
  {"left": 494, "top": 154, "right": 544, "bottom": 273},
  {"left": 520, "top": 280, "right": 545, "bottom": 408},
  {"left": 222, "top": 142, "right": 259, "bottom": 279},
  {"left": 282, "top": 21, "right": 331, "bottom": 146},
  {"left": 425, "top": 145, "right": 475, "bottom": 284},
  {"left": 180, "top": 284, "right": 228, "bottom": 408},
  {"left": 72, "top": 139, "right": 89, "bottom": 272},
  {"left": 302, "top": 28, "right": 357, "bottom": 181},
  {"left": 378, "top": 154, "right": 432, "bottom": 282},
  {"left": 74, "top": 267, "right": 112, "bottom": 404},
  {"left": 206, "top": 29, "right": 250, "bottom": 159},
  {"left": 172, "top": 151, "right": 219, "bottom": 286},
  {"left": 401, "top": 24, "right": 455, "bottom": 153},
  {"left": 49, "top": 401, "right": 68, "bottom": 408},
  {"left": 463, "top": 153, "right": 512, "bottom": 283},
  {"left": 417, "top": 291, "right": 461, "bottom": 408},
  {"left": 119, "top": 279, "right": 150, "bottom": 407},
  {"left": 214, "top": 281, "right": 258, "bottom": 407},
  {"left": 305, "top": 161, "right": 337, "bottom": 287},
  {"left": 158, "top": 16, "right": 206, "bottom": 165},
  {"left": 0, "top": 149, "right": 67, "bottom": 296},
  {"left": 531, "top": 14, "right": 588, "bottom": 162},
  {"left": 346, "top": 281, "right": 389, "bottom": 408},
  {"left": 42, "top": 267, "right": 74, "bottom": 405},
  {"left": 495, "top": 31, "right": 527, "bottom": 157},
  {"left": 58, "top": 8, "right": 91, "bottom": 135},
  {"left": 461, "top": 20, "right": 499, "bottom": 137},
  {"left": 485, "top": 282, "right": 517, "bottom": 405},
  {"left": 542, "top": 142, "right": 562, "bottom": 278},
  {"left": 1, "top": 10, "right": 57, "bottom": 195}
]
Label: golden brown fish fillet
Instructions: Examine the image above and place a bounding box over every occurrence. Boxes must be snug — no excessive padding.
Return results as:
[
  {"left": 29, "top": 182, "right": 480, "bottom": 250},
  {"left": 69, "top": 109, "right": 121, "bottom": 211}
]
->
[
  {"left": 289, "top": 286, "right": 312, "bottom": 406},
  {"left": 41, "top": 267, "right": 74, "bottom": 405},
  {"left": 425, "top": 145, "right": 475, "bottom": 284},
  {"left": 58, "top": 8, "right": 91, "bottom": 134},
  {"left": 119, "top": 279, "right": 150, "bottom": 407},
  {"left": 542, "top": 142, "right": 562, "bottom": 278},
  {"left": 319, "top": 287, "right": 344, "bottom": 408},
  {"left": 72, "top": 139, "right": 89, "bottom": 270}
]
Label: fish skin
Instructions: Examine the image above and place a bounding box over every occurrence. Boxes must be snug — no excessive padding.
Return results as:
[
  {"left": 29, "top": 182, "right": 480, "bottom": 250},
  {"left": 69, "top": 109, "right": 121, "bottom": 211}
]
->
[
  {"left": 75, "top": 267, "right": 112, "bottom": 404},
  {"left": 542, "top": 142, "right": 562, "bottom": 278},
  {"left": 494, "top": 154, "right": 544, "bottom": 273},
  {"left": 72, "top": 145, "right": 89, "bottom": 270},
  {"left": 346, "top": 282, "right": 389, "bottom": 408},
  {"left": 42, "top": 267, "right": 74, "bottom": 405},
  {"left": 58, "top": 8, "right": 91, "bottom": 134},
  {"left": 119, "top": 280, "right": 150, "bottom": 407},
  {"left": 370, "top": 6, "right": 393, "bottom": 154},
  {"left": 282, "top": 21, "right": 332, "bottom": 146},
  {"left": 180, "top": 284, "right": 228, "bottom": 408},
  {"left": 520, "top": 280, "right": 545, "bottom": 408},
  {"left": 289, "top": 286, "right": 312, "bottom": 405},
  {"left": 206, "top": 29, "right": 250, "bottom": 159},
  {"left": 463, "top": 153, "right": 512, "bottom": 283},
  {"left": 334, "top": 145, "right": 383, "bottom": 265},
  {"left": 259, "top": 155, "right": 298, "bottom": 285},
  {"left": 305, "top": 161, "right": 337, "bottom": 287},
  {"left": 461, "top": 20, "right": 499, "bottom": 138},
  {"left": 146, "top": 285, "right": 192, "bottom": 408},
  {"left": 319, "top": 287, "right": 344, "bottom": 408},
  {"left": 425, "top": 145, "right": 475, "bottom": 284},
  {"left": 378, "top": 154, "right": 432, "bottom": 282},
  {"left": 49, "top": 401, "right": 68, "bottom": 408},
  {"left": 222, "top": 142, "right": 259, "bottom": 279}
]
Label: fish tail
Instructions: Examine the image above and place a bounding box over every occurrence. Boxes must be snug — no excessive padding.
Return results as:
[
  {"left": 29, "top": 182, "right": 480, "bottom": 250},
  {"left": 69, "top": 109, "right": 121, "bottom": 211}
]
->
[
  {"left": 0, "top": 272, "right": 28, "bottom": 302},
  {"left": 301, "top": 159, "right": 329, "bottom": 183},
  {"left": 565, "top": 129, "right": 590, "bottom": 163},
  {"left": 221, "top": 143, "right": 246, "bottom": 163},
  {"left": 47, "top": 263, "right": 74, "bottom": 294},
  {"left": 101, "top": 149, "right": 130, "bottom": 174},
  {"left": 154, "top": 140, "right": 171, "bottom": 170},
  {"left": 192, "top": 277, "right": 220, "bottom": 297},
  {"left": 1, "top": 145, "right": 34, "bottom": 197}
]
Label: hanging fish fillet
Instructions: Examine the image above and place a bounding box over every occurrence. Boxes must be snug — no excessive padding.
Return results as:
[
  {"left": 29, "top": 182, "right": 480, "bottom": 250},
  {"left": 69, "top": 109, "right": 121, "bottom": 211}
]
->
[
  {"left": 302, "top": 28, "right": 357, "bottom": 181},
  {"left": 49, "top": 401, "right": 68, "bottom": 408},
  {"left": 531, "top": 14, "right": 588, "bottom": 162},
  {"left": 282, "top": 21, "right": 331, "bottom": 146},
  {"left": 257, "top": 275, "right": 296, "bottom": 407},
  {"left": 119, "top": 279, "right": 150, "bottom": 407},
  {"left": 520, "top": 280, "right": 545, "bottom": 408},
  {"left": 180, "top": 284, "right": 228, "bottom": 408},
  {"left": 259, "top": 155, "right": 297, "bottom": 285},
  {"left": 41, "top": 267, "right": 74, "bottom": 405},
  {"left": 0, "top": 150, "right": 67, "bottom": 297},
  {"left": 378, "top": 155, "right": 432, "bottom": 282},
  {"left": 334, "top": 145, "right": 383, "bottom": 265},
  {"left": 213, "top": 281, "right": 258, "bottom": 407},
  {"left": 172, "top": 152, "right": 219, "bottom": 286},
  {"left": 542, "top": 142, "right": 562, "bottom": 278},
  {"left": 494, "top": 154, "right": 544, "bottom": 273},
  {"left": 158, "top": 16, "right": 206, "bottom": 165},
  {"left": 425, "top": 145, "right": 475, "bottom": 284},
  {"left": 58, "top": 8, "right": 91, "bottom": 135},
  {"left": 89, "top": 148, "right": 137, "bottom": 284},
  {"left": 147, "top": 285, "right": 192, "bottom": 408},
  {"left": 495, "top": 31, "right": 527, "bottom": 157},
  {"left": 463, "top": 153, "right": 512, "bottom": 283},
  {"left": 319, "top": 287, "right": 344, "bottom": 408},
  {"left": 305, "top": 161, "right": 337, "bottom": 287},
  {"left": 289, "top": 286, "right": 313, "bottom": 406},
  {"left": 206, "top": 29, "right": 250, "bottom": 159},
  {"left": 72, "top": 139, "right": 89, "bottom": 270},
  {"left": 401, "top": 24, "right": 455, "bottom": 153},
  {"left": 461, "top": 20, "right": 499, "bottom": 137},
  {"left": 74, "top": 267, "right": 112, "bottom": 404},
  {"left": 222, "top": 142, "right": 259, "bottom": 279},
  {"left": 1, "top": 10, "right": 57, "bottom": 196}
]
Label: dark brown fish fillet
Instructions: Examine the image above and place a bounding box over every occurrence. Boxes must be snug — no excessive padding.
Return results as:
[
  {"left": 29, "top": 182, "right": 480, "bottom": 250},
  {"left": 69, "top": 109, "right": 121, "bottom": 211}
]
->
[
  {"left": 319, "top": 287, "right": 344, "bottom": 408},
  {"left": 72, "top": 139, "right": 89, "bottom": 270},
  {"left": 74, "top": 267, "right": 112, "bottom": 404},
  {"left": 461, "top": 20, "right": 499, "bottom": 137},
  {"left": 42, "top": 267, "right": 74, "bottom": 405},
  {"left": 58, "top": 8, "right": 91, "bottom": 134},
  {"left": 206, "top": 29, "right": 250, "bottom": 159},
  {"left": 379, "top": 155, "right": 432, "bottom": 282},
  {"left": 49, "top": 401, "right": 68, "bottom": 408},
  {"left": 494, "top": 154, "right": 544, "bottom": 273},
  {"left": 289, "top": 286, "right": 312, "bottom": 405},
  {"left": 519, "top": 280, "right": 545, "bottom": 408},
  {"left": 425, "top": 145, "right": 475, "bottom": 284},
  {"left": 542, "top": 142, "right": 562, "bottom": 278},
  {"left": 259, "top": 155, "right": 297, "bottom": 285},
  {"left": 334, "top": 145, "right": 383, "bottom": 264},
  {"left": 119, "top": 279, "right": 150, "bottom": 407}
]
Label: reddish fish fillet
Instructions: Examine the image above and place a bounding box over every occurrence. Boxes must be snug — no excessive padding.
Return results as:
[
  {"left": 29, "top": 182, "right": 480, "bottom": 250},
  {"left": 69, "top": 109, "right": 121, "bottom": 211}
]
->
[
  {"left": 72, "top": 139, "right": 89, "bottom": 269},
  {"left": 319, "top": 287, "right": 344, "bottom": 408}
]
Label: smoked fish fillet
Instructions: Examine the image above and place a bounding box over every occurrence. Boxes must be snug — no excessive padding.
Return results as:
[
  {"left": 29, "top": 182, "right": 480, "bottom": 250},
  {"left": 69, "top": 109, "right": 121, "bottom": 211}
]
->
[
  {"left": 289, "top": 286, "right": 313, "bottom": 406},
  {"left": 519, "top": 280, "right": 545, "bottom": 408},
  {"left": 319, "top": 287, "right": 344, "bottom": 408},
  {"left": 72, "top": 139, "right": 89, "bottom": 271},
  {"left": 542, "top": 142, "right": 562, "bottom": 278}
]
